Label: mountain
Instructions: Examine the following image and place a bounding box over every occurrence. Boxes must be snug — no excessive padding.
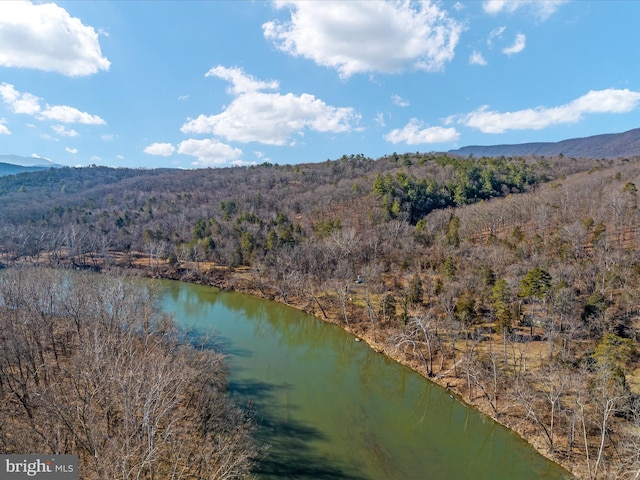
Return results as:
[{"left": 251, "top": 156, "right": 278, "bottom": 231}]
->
[
  {"left": 0, "top": 154, "right": 62, "bottom": 177},
  {"left": 449, "top": 127, "right": 640, "bottom": 159}
]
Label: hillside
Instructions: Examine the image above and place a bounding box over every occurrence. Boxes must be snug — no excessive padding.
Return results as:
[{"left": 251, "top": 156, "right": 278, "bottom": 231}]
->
[
  {"left": 450, "top": 127, "right": 640, "bottom": 159},
  {"left": 1, "top": 152, "right": 640, "bottom": 479}
]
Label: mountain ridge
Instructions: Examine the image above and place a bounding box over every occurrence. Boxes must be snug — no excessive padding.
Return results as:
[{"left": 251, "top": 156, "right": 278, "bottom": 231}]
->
[
  {"left": 0, "top": 154, "right": 63, "bottom": 177},
  {"left": 2, "top": 127, "right": 640, "bottom": 177},
  {"left": 0, "top": 154, "right": 60, "bottom": 167},
  {"left": 449, "top": 127, "right": 640, "bottom": 158}
]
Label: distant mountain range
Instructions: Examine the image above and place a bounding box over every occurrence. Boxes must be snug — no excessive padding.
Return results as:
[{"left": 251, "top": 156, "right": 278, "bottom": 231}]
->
[
  {"left": 449, "top": 127, "right": 640, "bottom": 159},
  {"left": 0, "top": 154, "right": 62, "bottom": 177},
  {"left": 2, "top": 128, "right": 640, "bottom": 177}
]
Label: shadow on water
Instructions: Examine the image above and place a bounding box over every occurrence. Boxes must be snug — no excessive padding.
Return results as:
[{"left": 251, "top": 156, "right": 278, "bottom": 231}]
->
[
  {"left": 228, "top": 379, "right": 277, "bottom": 398},
  {"left": 230, "top": 378, "right": 366, "bottom": 480},
  {"left": 181, "top": 327, "right": 254, "bottom": 359}
]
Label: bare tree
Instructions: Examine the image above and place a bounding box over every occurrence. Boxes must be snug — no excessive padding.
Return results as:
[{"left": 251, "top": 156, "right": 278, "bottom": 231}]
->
[
  {"left": 394, "top": 309, "right": 440, "bottom": 377},
  {"left": 0, "top": 268, "right": 262, "bottom": 479}
]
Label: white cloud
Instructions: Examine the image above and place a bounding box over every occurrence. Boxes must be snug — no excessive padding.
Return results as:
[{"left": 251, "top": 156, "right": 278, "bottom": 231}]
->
[
  {"left": 0, "top": 83, "right": 41, "bottom": 114},
  {"left": 232, "top": 159, "right": 258, "bottom": 167},
  {"left": 144, "top": 142, "right": 176, "bottom": 156},
  {"left": 0, "top": 118, "right": 10, "bottom": 135},
  {"left": 385, "top": 118, "right": 459, "bottom": 144},
  {"left": 263, "top": 1, "right": 464, "bottom": 78},
  {"left": 0, "top": 83, "right": 105, "bottom": 125},
  {"left": 181, "top": 66, "right": 360, "bottom": 145},
  {"left": 487, "top": 26, "right": 506, "bottom": 48},
  {"left": 483, "top": 0, "right": 516, "bottom": 15},
  {"left": 178, "top": 95, "right": 189, "bottom": 101},
  {"left": 470, "top": 50, "right": 487, "bottom": 66},
  {"left": 482, "top": 0, "right": 566, "bottom": 20},
  {"left": 177, "top": 138, "right": 243, "bottom": 166},
  {"left": 392, "top": 94, "right": 410, "bottom": 107},
  {"left": 52, "top": 124, "right": 79, "bottom": 137},
  {"left": 0, "top": 1, "right": 110, "bottom": 76},
  {"left": 502, "top": 33, "right": 526, "bottom": 55},
  {"left": 39, "top": 105, "right": 105, "bottom": 125},
  {"left": 374, "top": 112, "right": 386, "bottom": 127},
  {"left": 460, "top": 88, "right": 640, "bottom": 133},
  {"left": 206, "top": 65, "right": 279, "bottom": 94},
  {"left": 65, "top": 147, "right": 78, "bottom": 154},
  {"left": 572, "top": 89, "right": 640, "bottom": 113}
]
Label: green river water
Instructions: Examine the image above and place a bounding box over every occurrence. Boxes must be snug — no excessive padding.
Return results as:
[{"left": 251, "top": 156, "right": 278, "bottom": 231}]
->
[{"left": 157, "top": 280, "right": 572, "bottom": 480}]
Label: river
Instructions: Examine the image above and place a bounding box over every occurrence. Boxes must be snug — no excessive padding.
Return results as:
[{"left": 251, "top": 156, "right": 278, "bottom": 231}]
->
[{"left": 157, "top": 280, "right": 571, "bottom": 480}]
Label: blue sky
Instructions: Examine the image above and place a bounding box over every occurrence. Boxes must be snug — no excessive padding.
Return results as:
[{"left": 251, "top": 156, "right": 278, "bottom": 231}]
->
[{"left": 1, "top": 1, "right": 640, "bottom": 169}]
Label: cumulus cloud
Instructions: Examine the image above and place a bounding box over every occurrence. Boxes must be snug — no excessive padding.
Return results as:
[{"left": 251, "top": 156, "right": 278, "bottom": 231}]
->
[
  {"left": 52, "top": 124, "right": 79, "bottom": 137},
  {"left": 0, "top": 1, "right": 110, "bottom": 76},
  {"left": 65, "top": 147, "right": 78, "bottom": 154},
  {"left": 483, "top": 0, "right": 566, "bottom": 20},
  {"left": 263, "top": 1, "right": 463, "bottom": 78},
  {"left": 181, "top": 66, "right": 360, "bottom": 145},
  {"left": 177, "top": 138, "right": 243, "bottom": 167},
  {"left": 0, "top": 83, "right": 105, "bottom": 124},
  {"left": 459, "top": 88, "right": 640, "bottom": 133},
  {"left": 0, "top": 118, "right": 10, "bottom": 135},
  {"left": 0, "top": 83, "right": 41, "bottom": 114},
  {"left": 144, "top": 142, "right": 176, "bottom": 157},
  {"left": 503, "top": 33, "right": 526, "bottom": 55},
  {"left": 385, "top": 118, "right": 459, "bottom": 144},
  {"left": 38, "top": 105, "right": 105, "bottom": 125},
  {"left": 470, "top": 50, "right": 487, "bottom": 66}
]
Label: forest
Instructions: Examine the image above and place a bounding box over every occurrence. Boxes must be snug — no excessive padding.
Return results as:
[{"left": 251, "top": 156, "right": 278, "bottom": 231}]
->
[
  {"left": 1, "top": 151, "right": 640, "bottom": 479},
  {"left": 0, "top": 268, "right": 262, "bottom": 479}
]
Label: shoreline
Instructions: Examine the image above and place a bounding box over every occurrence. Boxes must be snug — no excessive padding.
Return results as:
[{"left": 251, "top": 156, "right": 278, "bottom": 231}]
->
[
  {"left": 139, "top": 262, "right": 577, "bottom": 479},
  {"left": 1, "top": 257, "right": 577, "bottom": 478}
]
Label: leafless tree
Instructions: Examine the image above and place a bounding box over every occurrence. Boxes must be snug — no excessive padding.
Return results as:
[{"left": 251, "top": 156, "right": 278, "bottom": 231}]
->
[{"left": 0, "top": 268, "right": 261, "bottom": 479}]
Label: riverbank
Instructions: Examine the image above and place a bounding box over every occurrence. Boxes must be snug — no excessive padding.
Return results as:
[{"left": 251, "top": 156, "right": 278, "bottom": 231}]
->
[
  {"left": 122, "top": 258, "right": 579, "bottom": 479},
  {"left": 0, "top": 254, "right": 578, "bottom": 478}
]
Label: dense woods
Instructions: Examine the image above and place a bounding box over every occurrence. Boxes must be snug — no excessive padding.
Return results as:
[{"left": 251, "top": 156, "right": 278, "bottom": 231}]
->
[
  {"left": 0, "top": 268, "right": 261, "bottom": 479},
  {"left": 1, "top": 151, "right": 640, "bottom": 478}
]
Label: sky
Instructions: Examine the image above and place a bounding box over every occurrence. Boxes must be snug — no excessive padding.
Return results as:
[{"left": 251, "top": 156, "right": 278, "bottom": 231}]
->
[{"left": 1, "top": 0, "right": 640, "bottom": 169}]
